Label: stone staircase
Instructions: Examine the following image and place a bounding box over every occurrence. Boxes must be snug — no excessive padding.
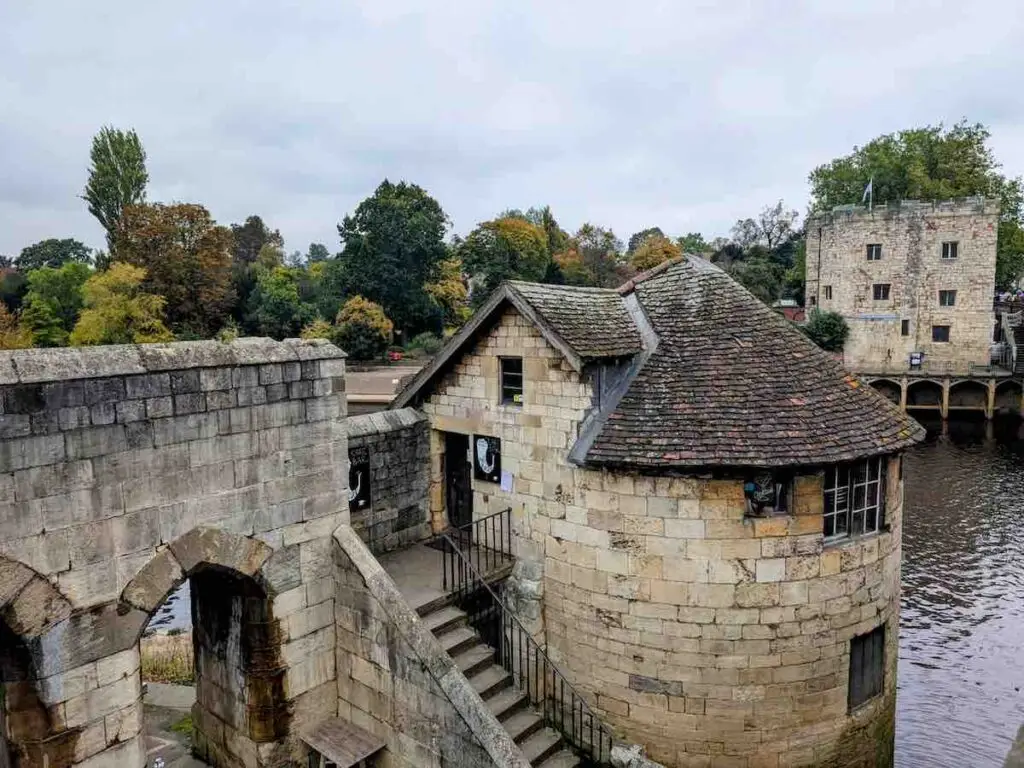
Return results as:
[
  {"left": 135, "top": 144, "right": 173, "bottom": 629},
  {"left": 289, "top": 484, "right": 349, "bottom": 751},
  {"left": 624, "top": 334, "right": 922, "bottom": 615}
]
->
[
  {"left": 1014, "top": 324, "right": 1024, "bottom": 374},
  {"left": 421, "top": 602, "right": 581, "bottom": 768}
]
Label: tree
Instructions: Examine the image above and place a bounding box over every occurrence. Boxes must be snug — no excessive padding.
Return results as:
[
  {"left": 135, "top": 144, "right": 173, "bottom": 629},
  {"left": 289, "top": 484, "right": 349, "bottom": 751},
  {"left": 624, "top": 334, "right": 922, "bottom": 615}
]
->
[
  {"left": 17, "top": 239, "right": 92, "bottom": 272},
  {"left": 20, "top": 262, "right": 92, "bottom": 346},
  {"left": 459, "top": 217, "right": 550, "bottom": 301},
  {"left": 70, "top": 263, "right": 173, "bottom": 345},
  {"left": 424, "top": 256, "right": 469, "bottom": 326},
  {"left": 728, "top": 257, "right": 784, "bottom": 306},
  {"left": 336, "top": 180, "right": 449, "bottom": 337},
  {"left": 0, "top": 303, "right": 32, "bottom": 350},
  {"left": 677, "top": 232, "right": 710, "bottom": 254},
  {"left": 809, "top": 121, "right": 1024, "bottom": 288},
  {"left": 307, "top": 243, "right": 330, "bottom": 263},
  {"left": 245, "top": 266, "right": 317, "bottom": 339},
  {"left": 731, "top": 201, "right": 799, "bottom": 252},
  {"left": 83, "top": 127, "right": 148, "bottom": 250},
  {"left": 630, "top": 235, "right": 681, "bottom": 272},
  {"left": 627, "top": 227, "right": 665, "bottom": 255},
  {"left": 803, "top": 309, "right": 849, "bottom": 352},
  {"left": 556, "top": 224, "right": 626, "bottom": 288},
  {"left": 115, "top": 203, "right": 234, "bottom": 337},
  {"left": 332, "top": 296, "right": 394, "bottom": 360},
  {"left": 231, "top": 216, "right": 283, "bottom": 265}
]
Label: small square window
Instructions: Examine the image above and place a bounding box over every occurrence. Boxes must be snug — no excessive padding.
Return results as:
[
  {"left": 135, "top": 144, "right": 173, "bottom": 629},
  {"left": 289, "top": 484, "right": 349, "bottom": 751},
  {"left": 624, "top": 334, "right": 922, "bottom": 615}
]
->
[
  {"left": 932, "top": 325, "right": 950, "bottom": 343},
  {"left": 849, "top": 625, "right": 885, "bottom": 710},
  {"left": 941, "top": 241, "right": 959, "bottom": 260},
  {"left": 809, "top": 296, "right": 817, "bottom": 307},
  {"left": 872, "top": 283, "right": 890, "bottom": 301},
  {"left": 743, "top": 472, "right": 791, "bottom": 517},
  {"left": 866, "top": 244, "right": 882, "bottom": 261},
  {"left": 824, "top": 285, "right": 833, "bottom": 300},
  {"left": 939, "top": 290, "right": 957, "bottom": 307},
  {"left": 901, "top": 319, "right": 910, "bottom": 337},
  {"left": 500, "top": 357, "right": 523, "bottom": 405}
]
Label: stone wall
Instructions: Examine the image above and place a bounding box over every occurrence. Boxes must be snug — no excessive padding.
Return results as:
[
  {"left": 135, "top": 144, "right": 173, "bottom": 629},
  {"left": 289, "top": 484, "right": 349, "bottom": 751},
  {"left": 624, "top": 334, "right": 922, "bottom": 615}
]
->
[
  {"left": 345, "top": 409, "right": 430, "bottom": 554},
  {"left": 0, "top": 339, "right": 348, "bottom": 768},
  {"left": 805, "top": 198, "right": 999, "bottom": 372},
  {"left": 331, "top": 526, "right": 529, "bottom": 768},
  {"left": 416, "top": 306, "right": 903, "bottom": 767}
]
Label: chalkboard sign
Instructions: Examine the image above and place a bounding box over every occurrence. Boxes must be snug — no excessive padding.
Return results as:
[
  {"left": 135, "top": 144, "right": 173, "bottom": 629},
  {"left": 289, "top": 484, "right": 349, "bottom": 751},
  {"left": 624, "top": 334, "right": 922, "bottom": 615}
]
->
[
  {"left": 348, "top": 446, "right": 371, "bottom": 512},
  {"left": 472, "top": 435, "right": 501, "bottom": 484}
]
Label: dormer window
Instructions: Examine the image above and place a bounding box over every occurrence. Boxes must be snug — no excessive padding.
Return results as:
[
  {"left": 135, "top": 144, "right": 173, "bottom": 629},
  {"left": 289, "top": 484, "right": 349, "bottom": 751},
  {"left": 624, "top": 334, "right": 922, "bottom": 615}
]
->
[{"left": 500, "top": 357, "right": 523, "bottom": 405}]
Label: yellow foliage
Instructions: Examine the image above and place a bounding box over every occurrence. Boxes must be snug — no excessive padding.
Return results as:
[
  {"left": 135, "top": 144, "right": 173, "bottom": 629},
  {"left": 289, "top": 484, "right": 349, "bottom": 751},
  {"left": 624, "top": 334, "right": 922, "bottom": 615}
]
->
[
  {"left": 70, "top": 262, "right": 174, "bottom": 346},
  {"left": 0, "top": 303, "right": 33, "bottom": 350},
  {"left": 425, "top": 257, "right": 469, "bottom": 324},
  {"left": 630, "top": 235, "right": 681, "bottom": 272},
  {"left": 335, "top": 296, "right": 394, "bottom": 338},
  {"left": 300, "top": 318, "right": 333, "bottom": 340}
]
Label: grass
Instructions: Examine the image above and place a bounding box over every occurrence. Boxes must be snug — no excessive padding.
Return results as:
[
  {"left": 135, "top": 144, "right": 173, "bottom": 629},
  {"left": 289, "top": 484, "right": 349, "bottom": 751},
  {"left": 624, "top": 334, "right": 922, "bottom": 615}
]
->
[
  {"left": 141, "top": 632, "right": 195, "bottom": 685},
  {"left": 170, "top": 713, "right": 194, "bottom": 735}
]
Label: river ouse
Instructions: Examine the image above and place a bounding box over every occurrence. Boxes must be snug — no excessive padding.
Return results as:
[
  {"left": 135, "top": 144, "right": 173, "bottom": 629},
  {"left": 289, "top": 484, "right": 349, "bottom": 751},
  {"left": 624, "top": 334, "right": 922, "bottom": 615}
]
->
[{"left": 1, "top": 256, "right": 921, "bottom": 768}]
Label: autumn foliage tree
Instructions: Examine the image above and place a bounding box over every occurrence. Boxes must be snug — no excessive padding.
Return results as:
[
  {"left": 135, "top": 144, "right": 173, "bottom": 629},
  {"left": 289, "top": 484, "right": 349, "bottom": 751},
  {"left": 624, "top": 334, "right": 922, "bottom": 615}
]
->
[
  {"left": 0, "top": 303, "right": 32, "bottom": 350},
  {"left": 332, "top": 296, "right": 394, "bottom": 360},
  {"left": 630, "top": 235, "right": 681, "bottom": 272},
  {"left": 459, "top": 217, "right": 550, "bottom": 301},
  {"left": 70, "top": 263, "right": 173, "bottom": 345},
  {"left": 115, "top": 203, "right": 234, "bottom": 337}
]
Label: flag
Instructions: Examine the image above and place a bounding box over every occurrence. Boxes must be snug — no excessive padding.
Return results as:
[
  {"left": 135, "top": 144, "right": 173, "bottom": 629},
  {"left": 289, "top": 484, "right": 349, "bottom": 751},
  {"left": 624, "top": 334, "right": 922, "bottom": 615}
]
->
[{"left": 862, "top": 177, "right": 874, "bottom": 204}]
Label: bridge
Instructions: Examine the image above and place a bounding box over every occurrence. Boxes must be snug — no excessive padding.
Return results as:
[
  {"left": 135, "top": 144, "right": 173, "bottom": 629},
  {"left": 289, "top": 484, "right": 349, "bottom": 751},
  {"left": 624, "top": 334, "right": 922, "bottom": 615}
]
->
[{"left": 861, "top": 367, "right": 1021, "bottom": 419}]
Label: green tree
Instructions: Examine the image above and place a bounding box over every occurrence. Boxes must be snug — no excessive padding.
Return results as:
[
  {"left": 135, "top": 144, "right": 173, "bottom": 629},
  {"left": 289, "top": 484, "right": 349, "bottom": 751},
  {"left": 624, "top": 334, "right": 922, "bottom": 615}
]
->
[
  {"left": 731, "top": 201, "right": 799, "bottom": 252},
  {"left": 17, "top": 239, "right": 92, "bottom": 272},
  {"left": 802, "top": 309, "right": 849, "bottom": 352},
  {"left": 336, "top": 180, "right": 449, "bottom": 338},
  {"left": 728, "top": 257, "right": 784, "bottom": 306},
  {"left": 460, "top": 217, "right": 550, "bottom": 301},
  {"left": 677, "top": 232, "right": 710, "bottom": 254},
  {"left": 332, "top": 296, "right": 394, "bottom": 360},
  {"left": 630, "top": 235, "right": 681, "bottom": 271},
  {"left": 70, "top": 262, "right": 173, "bottom": 345},
  {"left": 115, "top": 203, "right": 234, "bottom": 337},
  {"left": 556, "top": 224, "right": 625, "bottom": 288},
  {"left": 307, "top": 243, "right": 330, "bottom": 263},
  {"left": 809, "top": 121, "right": 1024, "bottom": 288},
  {"left": 627, "top": 227, "right": 665, "bottom": 255},
  {"left": 229, "top": 215, "right": 284, "bottom": 327},
  {"left": 21, "top": 262, "right": 92, "bottom": 346},
  {"left": 245, "top": 266, "right": 317, "bottom": 339},
  {"left": 83, "top": 127, "right": 149, "bottom": 250}
]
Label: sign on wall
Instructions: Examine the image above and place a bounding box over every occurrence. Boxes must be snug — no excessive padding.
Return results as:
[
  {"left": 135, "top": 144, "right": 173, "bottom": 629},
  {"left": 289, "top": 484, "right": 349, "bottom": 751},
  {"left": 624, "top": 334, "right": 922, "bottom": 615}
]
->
[
  {"left": 349, "top": 445, "right": 372, "bottom": 512},
  {"left": 472, "top": 435, "right": 501, "bottom": 484}
]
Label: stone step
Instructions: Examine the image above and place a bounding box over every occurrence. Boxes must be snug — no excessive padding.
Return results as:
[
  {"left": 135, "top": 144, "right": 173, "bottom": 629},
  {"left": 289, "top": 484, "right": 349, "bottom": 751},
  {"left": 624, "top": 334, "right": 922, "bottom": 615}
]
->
[
  {"left": 485, "top": 687, "right": 529, "bottom": 721},
  {"left": 453, "top": 643, "right": 495, "bottom": 677},
  {"left": 536, "top": 748, "right": 580, "bottom": 768},
  {"left": 519, "top": 727, "right": 563, "bottom": 766},
  {"left": 420, "top": 605, "right": 468, "bottom": 636},
  {"left": 502, "top": 708, "right": 545, "bottom": 744},
  {"left": 439, "top": 625, "right": 479, "bottom": 656},
  {"left": 468, "top": 663, "right": 512, "bottom": 700}
]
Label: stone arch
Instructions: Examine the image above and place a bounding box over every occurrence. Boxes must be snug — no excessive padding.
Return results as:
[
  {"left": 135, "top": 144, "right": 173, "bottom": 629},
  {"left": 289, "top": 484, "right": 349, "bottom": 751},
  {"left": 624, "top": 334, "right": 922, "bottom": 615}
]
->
[
  {"left": 906, "top": 379, "right": 943, "bottom": 408},
  {"left": 0, "top": 557, "right": 75, "bottom": 768},
  {"left": 118, "top": 528, "right": 294, "bottom": 768},
  {"left": 868, "top": 378, "right": 901, "bottom": 405},
  {"left": 995, "top": 379, "right": 1023, "bottom": 413},
  {"left": 948, "top": 380, "right": 988, "bottom": 410}
]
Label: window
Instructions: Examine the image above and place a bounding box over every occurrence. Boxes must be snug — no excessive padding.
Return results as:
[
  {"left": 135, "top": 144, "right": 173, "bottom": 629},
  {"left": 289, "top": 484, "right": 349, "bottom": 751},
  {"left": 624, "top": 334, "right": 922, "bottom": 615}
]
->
[
  {"left": 866, "top": 244, "right": 882, "bottom": 261},
  {"left": 743, "top": 472, "right": 791, "bottom": 517},
  {"left": 939, "top": 290, "right": 957, "bottom": 307},
  {"left": 872, "top": 283, "right": 891, "bottom": 301},
  {"left": 901, "top": 319, "right": 910, "bottom": 337},
  {"left": 932, "top": 325, "right": 950, "bottom": 343},
  {"left": 941, "top": 241, "right": 959, "bottom": 260},
  {"left": 809, "top": 296, "right": 817, "bottom": 307},
  {"left": 824, "top": 285, "right": 833, "bottom": 300},
  {"left": 823, "top": 457, "right": 886, "bottom": 539},
  {"left": 849, "top": 626, "right": 885, "bottom": 710},
  {"left": 500, "top": 357, "right": 523, "bottom": 405}
]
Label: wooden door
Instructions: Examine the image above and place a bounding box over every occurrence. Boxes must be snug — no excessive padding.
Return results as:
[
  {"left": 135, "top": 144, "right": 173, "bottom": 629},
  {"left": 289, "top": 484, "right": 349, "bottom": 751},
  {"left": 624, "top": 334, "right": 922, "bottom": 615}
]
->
[{"left": 444, "top": 432, "right": 473, "bottom": 530}]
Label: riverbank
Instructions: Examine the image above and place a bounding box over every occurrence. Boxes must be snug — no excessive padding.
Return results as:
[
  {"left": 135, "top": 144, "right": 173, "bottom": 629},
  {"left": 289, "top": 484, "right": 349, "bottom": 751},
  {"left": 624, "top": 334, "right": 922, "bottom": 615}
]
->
[{"left": 141, "top": 632, "right": 194, "bottom": 684}]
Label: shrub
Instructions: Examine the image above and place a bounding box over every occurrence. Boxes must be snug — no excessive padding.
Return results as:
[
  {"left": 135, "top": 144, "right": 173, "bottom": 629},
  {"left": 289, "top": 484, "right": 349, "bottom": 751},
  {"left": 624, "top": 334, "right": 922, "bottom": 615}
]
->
[
  {"left": 802, "top": 309, "right": 849, "bottom": 352},
  {"left": 300, "top": 318, "right": 332, "bottom": 340},
  {"left": 332, "top": 296, "right": 394, "bottom": 360},
  {"left": 406, "top": 331, "right": 443, "bottom": 356}
]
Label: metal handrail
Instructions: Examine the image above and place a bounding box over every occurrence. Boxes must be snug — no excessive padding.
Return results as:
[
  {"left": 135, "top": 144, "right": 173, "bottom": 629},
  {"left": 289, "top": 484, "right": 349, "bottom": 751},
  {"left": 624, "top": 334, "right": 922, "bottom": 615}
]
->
[
  {"left": 1003, "top": 311, "right": 1019, "bottom": 372},
  {"left": 440, "top": 508, "right": 514, "bottom": 590},
  {"left": 439, "top": 529, "right": 615, "bottom": 765}
]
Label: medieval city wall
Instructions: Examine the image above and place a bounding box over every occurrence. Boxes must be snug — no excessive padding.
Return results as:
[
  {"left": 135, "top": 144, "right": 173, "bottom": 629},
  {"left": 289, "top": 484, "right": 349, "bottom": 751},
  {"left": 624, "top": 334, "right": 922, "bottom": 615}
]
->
[
  {"left": 805, "top": 198, "right": 999, "bottom": 372},
  {"left": 418, "top": 307, "right": 901, "bottom": 767}
]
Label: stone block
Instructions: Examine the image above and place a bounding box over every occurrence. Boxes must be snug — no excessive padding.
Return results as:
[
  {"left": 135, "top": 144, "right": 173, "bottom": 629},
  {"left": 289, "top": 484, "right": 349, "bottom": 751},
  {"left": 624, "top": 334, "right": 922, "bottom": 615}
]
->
[
  {"left": 169, "top": 526, "right": 273, "bottom": 578},
  {"left": 65, "top": 425, "right": 127, "bottom": 460},
  {"left": 756, "top": 559, "right": 787, "bottom": 583},
  {"left": 125, "top": 373, "right": 171, "bottom": 399},
  {"left": 0, "top": 434, "right": 65, "bottom": 473}
]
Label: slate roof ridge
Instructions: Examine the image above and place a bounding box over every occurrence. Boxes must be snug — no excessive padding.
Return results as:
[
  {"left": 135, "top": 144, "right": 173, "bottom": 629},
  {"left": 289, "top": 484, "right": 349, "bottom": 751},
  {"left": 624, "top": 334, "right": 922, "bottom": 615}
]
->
[
  {"left": 506, "top": 280, "right": 621, "bottom": 296},
  {"left": 617, "top": 255, "right": 688, "bottom": 295}
]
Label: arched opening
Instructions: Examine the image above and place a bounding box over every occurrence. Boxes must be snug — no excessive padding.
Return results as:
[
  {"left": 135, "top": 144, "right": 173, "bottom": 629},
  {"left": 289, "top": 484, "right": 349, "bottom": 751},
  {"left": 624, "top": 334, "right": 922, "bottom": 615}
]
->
[
  {"left": 948, "top": 381, "right": 988, "bottom": 411},
  {"left": 0, "top": 619, "right": 47, "bottom": 768},
  {"left": 906, "top": 380, "right": 943, "bottom": 409},
  {"left": 125, "top": 530, "right": 288, "bottom": 768},
  {"left": 869, "top": 379, "right": 901, "bottom": 405},
  {"left": 995, "top": 380, "right": 1022, "bottom": 414}
]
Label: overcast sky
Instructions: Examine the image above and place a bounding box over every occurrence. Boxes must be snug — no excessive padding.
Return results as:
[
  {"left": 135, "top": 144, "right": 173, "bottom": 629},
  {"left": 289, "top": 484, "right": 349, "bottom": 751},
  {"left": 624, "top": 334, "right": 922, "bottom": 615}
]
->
[{"left": 2, "top": 1, "right": 1022, "bottom": 257}]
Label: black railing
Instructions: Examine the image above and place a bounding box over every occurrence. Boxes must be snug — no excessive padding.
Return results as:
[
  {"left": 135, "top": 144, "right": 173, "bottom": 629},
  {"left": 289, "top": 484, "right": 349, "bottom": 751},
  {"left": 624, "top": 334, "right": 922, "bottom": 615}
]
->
[
  {"left": 441, "top": 507, "right": 513, "bottom": 591},
  {"left": 440, "top": 529, "right": 615, "bottom": 766}
]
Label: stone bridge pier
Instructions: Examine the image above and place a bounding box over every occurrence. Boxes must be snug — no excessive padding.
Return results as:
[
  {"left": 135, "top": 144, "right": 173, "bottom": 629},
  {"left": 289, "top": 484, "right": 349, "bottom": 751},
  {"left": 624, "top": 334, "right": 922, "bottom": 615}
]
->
[{"left": 0, "top": 339, "right": 348, "bottom": 768}]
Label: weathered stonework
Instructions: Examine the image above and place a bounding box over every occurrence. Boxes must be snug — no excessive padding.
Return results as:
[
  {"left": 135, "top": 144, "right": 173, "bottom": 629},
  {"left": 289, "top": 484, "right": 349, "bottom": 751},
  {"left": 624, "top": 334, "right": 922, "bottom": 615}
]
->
[
  {"left": 0, "top": 339, "right": 348, "bottom": 768},
  {"left": 805, "top": 197, "right": 999, "bottom": 373},
  {"left": 345, "top": 409, "right": 430, "bottom": 554},
  {"left": 416, "top": 307, "right": 904, "bottom": 767}
]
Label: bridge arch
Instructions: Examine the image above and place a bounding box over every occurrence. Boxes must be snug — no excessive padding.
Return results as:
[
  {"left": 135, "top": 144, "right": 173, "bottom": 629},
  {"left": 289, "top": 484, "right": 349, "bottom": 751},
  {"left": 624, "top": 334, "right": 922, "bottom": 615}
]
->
[
  {"left": 906, "top": 379, "right": 943, "bottom": 408},
  {"left": 868, "top": 378, "right": 901, "bottom": 405},
  {"left": 948, "top": 380, "right": 989, "bottom": 411},
  {"left": 995, "top": 379, "right": 1023, "bottom": 414}
]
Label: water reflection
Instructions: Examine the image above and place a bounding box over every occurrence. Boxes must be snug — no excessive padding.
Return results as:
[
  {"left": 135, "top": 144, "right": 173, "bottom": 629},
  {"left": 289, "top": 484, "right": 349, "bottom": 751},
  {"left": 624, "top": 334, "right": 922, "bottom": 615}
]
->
[{"left": 898, "top": 415, "right": 1024, "bottom": 767}]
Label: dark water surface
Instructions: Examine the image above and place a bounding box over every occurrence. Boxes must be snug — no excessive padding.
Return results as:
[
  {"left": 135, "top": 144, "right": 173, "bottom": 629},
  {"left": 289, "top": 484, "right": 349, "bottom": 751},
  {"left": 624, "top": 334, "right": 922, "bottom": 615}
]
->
[{"left": 898, "top": 416, "right": 1024, "bottom": 767}]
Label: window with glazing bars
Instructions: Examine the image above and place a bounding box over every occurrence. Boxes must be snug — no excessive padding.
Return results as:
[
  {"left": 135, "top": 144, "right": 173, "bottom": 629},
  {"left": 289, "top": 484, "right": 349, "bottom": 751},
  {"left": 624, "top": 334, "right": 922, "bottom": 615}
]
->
[
  {"left": 500, "top": 357, "right": 523, "bottom": 405},
  {"left": 823, "top": 457, "right": 886, "bottom": 539},
  {"left": 866, "top": 244, "right": 882, "bottom": 261}
]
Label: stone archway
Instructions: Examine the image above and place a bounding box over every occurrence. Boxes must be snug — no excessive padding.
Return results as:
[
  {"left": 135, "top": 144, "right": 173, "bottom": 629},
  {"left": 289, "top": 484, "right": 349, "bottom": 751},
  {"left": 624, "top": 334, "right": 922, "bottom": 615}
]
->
[
  {"left": 906, "top": 379, "right": 943, "bottom": 409},
  {"left": 0, "top": 557, "right": 74, "bottom": 768},
  {"left": 948, "top": 380, "right": 988, "bottom": 411},
  {"left": 995, "top": 379, "right": 1023, "bottom": 414},
  {"left": 869, "top": 379, "right": 901, "bottom": 405},
  {"left": 120, "top": 528, "right": 293, "bottom": 768}
]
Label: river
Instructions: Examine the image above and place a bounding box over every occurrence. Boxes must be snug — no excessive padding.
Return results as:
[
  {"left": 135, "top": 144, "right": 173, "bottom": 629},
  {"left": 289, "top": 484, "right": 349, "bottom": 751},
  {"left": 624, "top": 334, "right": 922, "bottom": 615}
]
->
[{"left": 898, "top": 415, "right": 1024, "bottom": 767}]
